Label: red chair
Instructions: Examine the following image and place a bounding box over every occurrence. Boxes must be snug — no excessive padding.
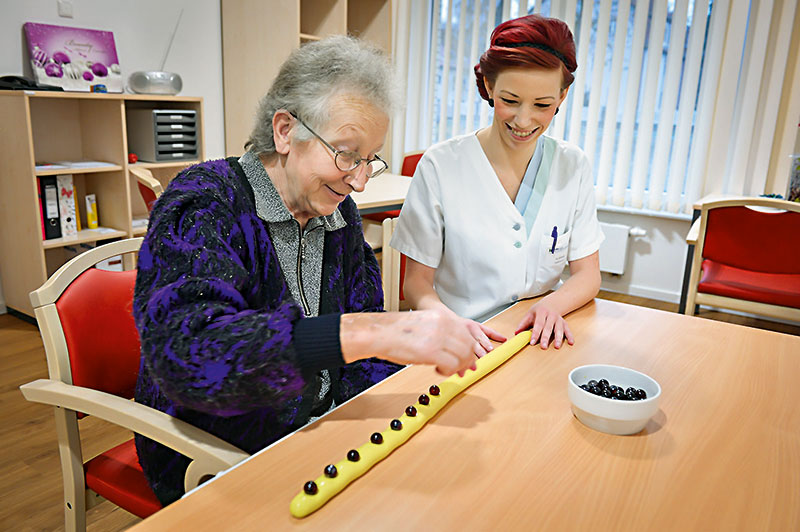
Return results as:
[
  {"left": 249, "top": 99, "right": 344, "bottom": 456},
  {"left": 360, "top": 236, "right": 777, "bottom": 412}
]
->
[
  {"left": 20, "top": 238, "right": 248, "bottom": 531},
  {"left": 130, "top": 167, "right": 164, "bottom": 212},
  {"left": 363, "top": 150, "right": 424, "bottom": 224},
  {"left": 684, "top": 197, "right": 800, "bottom": 321}
]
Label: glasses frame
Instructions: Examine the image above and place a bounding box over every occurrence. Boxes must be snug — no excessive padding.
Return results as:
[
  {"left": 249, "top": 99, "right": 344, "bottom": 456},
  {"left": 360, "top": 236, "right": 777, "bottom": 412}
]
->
[{"left": 289, "top": 112, "right": 388, "bottom": 178}]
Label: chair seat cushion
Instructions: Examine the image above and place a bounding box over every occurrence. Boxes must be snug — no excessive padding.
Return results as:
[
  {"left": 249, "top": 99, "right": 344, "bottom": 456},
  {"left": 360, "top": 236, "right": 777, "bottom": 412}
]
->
[
  {"left": 699, "top": 259, "right": 800, "bottom": 309},
  {"left": 85, "top": 439, "right": 162, "bottom": 518},
  {"left": 363, "top": 209, "right": 401, "bottom": 222}
]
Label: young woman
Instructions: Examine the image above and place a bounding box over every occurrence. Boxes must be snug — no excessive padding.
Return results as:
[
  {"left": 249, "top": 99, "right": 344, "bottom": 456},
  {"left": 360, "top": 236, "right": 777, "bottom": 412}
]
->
[{"left": 392, "top": 14, "right": 603, "bottom": 353}]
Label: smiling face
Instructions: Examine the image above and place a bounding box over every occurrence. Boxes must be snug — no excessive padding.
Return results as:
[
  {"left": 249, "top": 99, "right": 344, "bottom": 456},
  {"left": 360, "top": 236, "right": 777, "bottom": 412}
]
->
[
  {"left": 275, "top": 94, "right": 389, "bottom": 226},
  {"left": 484, "top": 67, "right": 567, "bottom": 151}
]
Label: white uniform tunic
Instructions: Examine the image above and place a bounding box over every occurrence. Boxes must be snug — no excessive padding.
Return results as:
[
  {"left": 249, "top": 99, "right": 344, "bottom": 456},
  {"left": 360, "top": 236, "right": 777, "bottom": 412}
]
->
[{"left": 390, "top": 132, "right": 604, "bottom": 320}]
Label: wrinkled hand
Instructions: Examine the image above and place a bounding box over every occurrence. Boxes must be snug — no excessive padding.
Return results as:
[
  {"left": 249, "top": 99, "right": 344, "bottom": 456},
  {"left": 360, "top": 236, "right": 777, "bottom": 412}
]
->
[
  {"left": 380, "top": 308, "right": 480, "bottom": 376},
  {"left": 462, "top": 317, "right": 507, "bottom": 358},
  {"left": 515, "top": 302, "right": 574, "bottom": 349}
]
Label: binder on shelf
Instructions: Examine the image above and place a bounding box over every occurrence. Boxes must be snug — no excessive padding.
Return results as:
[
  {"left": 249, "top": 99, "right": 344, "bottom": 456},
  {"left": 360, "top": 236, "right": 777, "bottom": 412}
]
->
[
  {"left": 37, "top": 175, "right": 61, "bottom": 240},
  {"left": 56, "top": 174, "right": 78, "bottom": 238}
]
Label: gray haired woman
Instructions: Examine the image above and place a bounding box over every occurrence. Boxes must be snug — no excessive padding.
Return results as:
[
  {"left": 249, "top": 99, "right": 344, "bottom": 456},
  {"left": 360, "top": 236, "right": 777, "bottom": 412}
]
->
[{"left": 133, "top": 35, "right": 481, "bottom": 505}]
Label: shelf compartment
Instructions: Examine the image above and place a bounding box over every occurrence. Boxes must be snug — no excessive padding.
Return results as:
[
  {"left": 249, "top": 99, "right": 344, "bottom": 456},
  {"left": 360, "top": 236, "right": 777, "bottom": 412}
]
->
[
  {"left": 300, "top": 0, "right": 346, "bottom": 37},
  {"left": 29, "top": 97, "right": 126, "bottom": 167}
]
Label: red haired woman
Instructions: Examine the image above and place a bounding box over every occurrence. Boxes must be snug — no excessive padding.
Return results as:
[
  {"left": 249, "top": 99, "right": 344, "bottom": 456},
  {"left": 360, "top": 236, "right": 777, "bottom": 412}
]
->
[{"left": 392, "top": 14, "right": 603, "bottom": 352}]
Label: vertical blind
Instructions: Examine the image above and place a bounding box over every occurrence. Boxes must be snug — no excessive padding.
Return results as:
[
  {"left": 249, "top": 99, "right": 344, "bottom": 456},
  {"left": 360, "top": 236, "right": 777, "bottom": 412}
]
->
[{"left": 394, "top": 0, "right": 798, "bottom": 214}]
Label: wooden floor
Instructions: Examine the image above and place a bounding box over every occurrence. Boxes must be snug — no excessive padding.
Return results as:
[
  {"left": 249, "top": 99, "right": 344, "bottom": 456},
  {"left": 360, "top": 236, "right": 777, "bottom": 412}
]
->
[{"left": 1, "top": 294, "right": 798, "bottom": 531}]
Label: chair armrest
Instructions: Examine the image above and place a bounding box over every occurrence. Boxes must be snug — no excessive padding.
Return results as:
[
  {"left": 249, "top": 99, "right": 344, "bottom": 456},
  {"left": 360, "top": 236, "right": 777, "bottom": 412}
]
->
[
  {"left": 20, "top": 379, "right": 249, "bottom": 473},
  {"left": 686, "top": 218, "right": 701, "bottom": 245}
]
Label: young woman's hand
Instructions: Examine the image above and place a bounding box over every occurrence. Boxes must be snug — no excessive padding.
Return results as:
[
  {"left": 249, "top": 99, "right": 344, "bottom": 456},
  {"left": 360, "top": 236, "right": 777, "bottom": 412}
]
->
[{"left": 515, "top": 301, "right": 574, "bottom": 349}]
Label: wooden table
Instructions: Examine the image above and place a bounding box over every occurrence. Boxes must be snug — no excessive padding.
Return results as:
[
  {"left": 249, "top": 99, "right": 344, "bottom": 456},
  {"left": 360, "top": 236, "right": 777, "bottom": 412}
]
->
[
  {"left": 131, "top": 299, "right": 800, "bottom": 530},
  {"left": 351, "top": 173, "right": 412, "bottom": 214}
]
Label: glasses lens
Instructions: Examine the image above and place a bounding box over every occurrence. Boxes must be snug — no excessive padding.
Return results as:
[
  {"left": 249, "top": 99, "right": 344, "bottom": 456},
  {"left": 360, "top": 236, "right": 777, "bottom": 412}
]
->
[
  {"left": 335, "top": 151, "right": 360, "bottom": 172},
  {"left": 367, "top": 159, "right": 387, "bottom": 178}
]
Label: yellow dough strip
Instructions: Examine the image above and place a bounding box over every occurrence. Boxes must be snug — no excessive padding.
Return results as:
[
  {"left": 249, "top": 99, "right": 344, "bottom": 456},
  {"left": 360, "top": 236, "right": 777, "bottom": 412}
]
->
[{"left": 290, "top": 330, "right": 532, "bottom": 518}]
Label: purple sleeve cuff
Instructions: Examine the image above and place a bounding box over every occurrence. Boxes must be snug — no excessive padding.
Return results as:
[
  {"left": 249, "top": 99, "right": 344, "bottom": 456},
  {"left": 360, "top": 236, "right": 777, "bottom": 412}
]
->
[{"left": 293, "top": 314, "right": 344, "bottom": 376}]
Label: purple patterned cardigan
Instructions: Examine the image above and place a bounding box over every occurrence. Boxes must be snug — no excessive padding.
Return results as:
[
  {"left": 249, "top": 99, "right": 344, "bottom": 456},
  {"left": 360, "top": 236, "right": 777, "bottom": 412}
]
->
[{"left": 133, "top": 158, "right": 401, "bottom": 505}]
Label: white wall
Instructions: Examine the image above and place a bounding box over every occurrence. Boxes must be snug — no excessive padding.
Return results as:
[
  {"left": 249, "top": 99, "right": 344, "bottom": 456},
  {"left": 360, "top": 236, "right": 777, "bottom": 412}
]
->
[
  {"left": 596, "top": 210, "right": 692, "bottom": 304},
  {"left": 0, "top": 0, "right": 225, "bottom": 159},
  {"left": 0, "top": 0, "right": 225, "bottom": 315}
]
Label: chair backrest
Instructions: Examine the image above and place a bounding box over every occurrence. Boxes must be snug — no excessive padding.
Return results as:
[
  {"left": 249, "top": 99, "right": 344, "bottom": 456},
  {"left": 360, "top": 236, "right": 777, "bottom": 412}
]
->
[
  {"left": 57, "top": 268, "right": 140, "bottom": 397},
  {"left": 31, "top": 238, "right": 144, "bottom": 398},
  {"left": 130, "top": 167, "right": 164, "bottom": 212},
  {"left": 401, "top": 151, "right": 424, "bottom": 177},
  {"left": 702, "top": 199, "right": 800, "bottom": 274}
]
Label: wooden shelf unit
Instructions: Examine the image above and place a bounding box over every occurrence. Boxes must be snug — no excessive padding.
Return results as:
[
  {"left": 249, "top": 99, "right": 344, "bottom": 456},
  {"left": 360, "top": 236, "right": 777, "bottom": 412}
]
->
[
  {"left": 221, "top": 0, "right": 392, "bottom": 158},
  {"left": 0, "top": 91, "right": 204, "bottom": 317}
]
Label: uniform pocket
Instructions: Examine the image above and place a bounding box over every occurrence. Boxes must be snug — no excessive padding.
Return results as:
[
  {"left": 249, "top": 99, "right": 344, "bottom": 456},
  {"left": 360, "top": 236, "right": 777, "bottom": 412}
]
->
[{"left": 535, "top": 228, "right": 570, "bottom": 288}]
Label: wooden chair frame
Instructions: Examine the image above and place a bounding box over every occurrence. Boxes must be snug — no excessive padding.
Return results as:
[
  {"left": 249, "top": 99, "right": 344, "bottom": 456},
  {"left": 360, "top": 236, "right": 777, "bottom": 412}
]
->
[
  {"left": 684, "top": 197, "right": 800, "bottom": 322},
  {"left": 381, "top": 217, "right": 401, "bottom": 312},
  {"left": 20, "top": 237, "right": 248, "bottom": 531},
  {"left": 130, "top": 166, "right": 164, "bottom": 197}
]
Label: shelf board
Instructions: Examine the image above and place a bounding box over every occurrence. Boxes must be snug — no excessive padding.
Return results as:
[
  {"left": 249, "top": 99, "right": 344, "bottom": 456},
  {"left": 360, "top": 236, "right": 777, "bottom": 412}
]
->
[
  {"left": 36, "top": 165, "right": 123, "bottom": 176},
  {"left": 132, "top": 225, "right": 148, "bottom": 236},
  {"left": 131, "top": 161, "right": 198, "bottom": 170},
  {"left": 6, "top": 90, "right": 203, "bottom": 103},
  {"left": 42, "top": 227, "right": 128, "bottom": 249},
  {"left": 299, "top": 33, "right": 321, "bottom": 42}
]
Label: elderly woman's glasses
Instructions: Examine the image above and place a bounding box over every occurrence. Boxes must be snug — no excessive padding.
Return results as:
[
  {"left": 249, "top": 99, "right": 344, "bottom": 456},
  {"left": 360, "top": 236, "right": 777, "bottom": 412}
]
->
[{"left": 290, "top": 112, "right": 388, "bottom": 178}]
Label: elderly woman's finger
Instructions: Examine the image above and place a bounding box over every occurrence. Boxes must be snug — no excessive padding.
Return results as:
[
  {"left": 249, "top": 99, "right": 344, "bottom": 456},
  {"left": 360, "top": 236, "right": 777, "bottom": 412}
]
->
[
  {"left": 474, "top": 341, "right": 488, "bottom": 358},
  {"left": 480, "top": 323, "right": 507, "bottom": 343}
]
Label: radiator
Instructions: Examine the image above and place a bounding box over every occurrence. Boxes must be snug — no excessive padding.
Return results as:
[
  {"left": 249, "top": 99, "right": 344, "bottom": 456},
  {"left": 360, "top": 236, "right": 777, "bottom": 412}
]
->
[{"left": 598, "top": 222, "right": 646, "bottom": 275}]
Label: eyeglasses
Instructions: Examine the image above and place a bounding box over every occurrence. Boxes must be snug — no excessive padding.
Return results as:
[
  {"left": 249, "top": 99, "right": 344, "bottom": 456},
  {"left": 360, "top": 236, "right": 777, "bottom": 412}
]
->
[{"left": 290, "top": 112, "right": 388, "bottom": 178}]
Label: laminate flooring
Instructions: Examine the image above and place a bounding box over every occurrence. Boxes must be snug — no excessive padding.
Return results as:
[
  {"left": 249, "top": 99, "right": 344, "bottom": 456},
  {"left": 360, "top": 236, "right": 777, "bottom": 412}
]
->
[{"left": 1, "top": 294, "right": 797, "bottom": 531}]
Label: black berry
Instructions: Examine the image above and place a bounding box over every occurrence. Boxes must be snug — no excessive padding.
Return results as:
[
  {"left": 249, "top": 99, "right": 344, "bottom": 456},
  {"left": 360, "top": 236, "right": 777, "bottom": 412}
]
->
[
  {"left": 390, "top": 419, "right": 403, "bottom": 430},
  {"left": 419, "top": 394, "right": 430, "bottom": 405},
  {"left": 347, "top": 449, "right": 360, "bottom": 462},
  {"left": 581, "top": 379, "right": 647, "bottom": 401},
  {"left": 304, "top": 481, "right": 318, "bottom": 495},
  {"left": 429, "top": 385, "right": 440, "bottom": 396},
  {"left": 405, "top": 405, "right": 417, "bottom": 417},
  {"left": 324, "top": 464, "right": 337, "bottom": 478},
  {"left": 371, "top": 432, "right": 383, "bottom": 444}
]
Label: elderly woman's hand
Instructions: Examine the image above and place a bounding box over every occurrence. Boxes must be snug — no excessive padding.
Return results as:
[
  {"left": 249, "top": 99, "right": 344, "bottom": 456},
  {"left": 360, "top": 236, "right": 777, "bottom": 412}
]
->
[{"left": 340, "top": 309, "right": 488, "bottom": 376}]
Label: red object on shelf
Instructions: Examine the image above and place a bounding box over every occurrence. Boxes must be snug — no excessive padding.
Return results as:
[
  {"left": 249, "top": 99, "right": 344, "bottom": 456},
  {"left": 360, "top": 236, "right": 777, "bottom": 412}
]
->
[{"left": 128, "top": 153, "right": 138, "bottom": 164}]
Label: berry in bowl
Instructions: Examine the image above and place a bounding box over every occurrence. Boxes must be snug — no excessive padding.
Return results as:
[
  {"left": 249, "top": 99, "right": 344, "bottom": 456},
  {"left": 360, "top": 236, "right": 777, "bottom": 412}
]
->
[{"left": 567, "top": 364, "right": 661, "bottom": 435}]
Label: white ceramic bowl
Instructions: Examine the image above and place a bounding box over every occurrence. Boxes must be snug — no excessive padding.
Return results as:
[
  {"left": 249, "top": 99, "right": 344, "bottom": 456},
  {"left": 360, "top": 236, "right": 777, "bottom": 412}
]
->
[{"left": 568, "top": 364, "right": 661, "bottom": 435}]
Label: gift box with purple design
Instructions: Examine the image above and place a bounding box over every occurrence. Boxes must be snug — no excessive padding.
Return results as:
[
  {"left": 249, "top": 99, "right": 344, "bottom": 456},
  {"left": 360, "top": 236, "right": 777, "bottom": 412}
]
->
[{"left": 23, "top": 22, "right": 122, "bottom": 92}]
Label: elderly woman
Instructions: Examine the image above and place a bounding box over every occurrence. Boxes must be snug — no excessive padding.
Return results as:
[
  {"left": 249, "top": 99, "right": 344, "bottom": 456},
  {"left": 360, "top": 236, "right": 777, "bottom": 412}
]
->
[{"left": 134, "top": 36, "right": 479, "bottom": 506}]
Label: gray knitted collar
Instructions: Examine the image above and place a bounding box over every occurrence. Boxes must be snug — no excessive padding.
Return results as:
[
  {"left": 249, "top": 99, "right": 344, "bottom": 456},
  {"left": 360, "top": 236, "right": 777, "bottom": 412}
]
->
[{"left": 238, "top": 150, "right": 347, "bottom": 231}]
